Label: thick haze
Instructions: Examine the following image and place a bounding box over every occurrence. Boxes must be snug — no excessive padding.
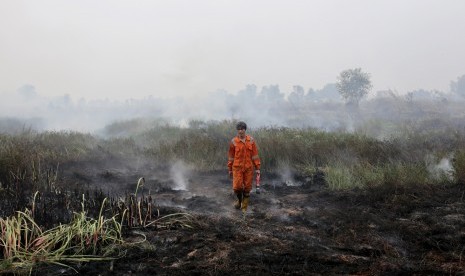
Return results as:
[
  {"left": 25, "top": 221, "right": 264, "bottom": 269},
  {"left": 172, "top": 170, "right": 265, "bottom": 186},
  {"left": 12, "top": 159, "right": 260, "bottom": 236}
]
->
[{"left": 1, "top": 0, "right": 465, "bottom": 101}]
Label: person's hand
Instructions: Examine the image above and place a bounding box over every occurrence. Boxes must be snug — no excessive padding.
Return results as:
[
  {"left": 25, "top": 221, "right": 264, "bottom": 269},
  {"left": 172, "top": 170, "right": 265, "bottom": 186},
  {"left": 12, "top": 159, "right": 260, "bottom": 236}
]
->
[{"left": 229, "top": 171, "right": 233, "bottom": 179}]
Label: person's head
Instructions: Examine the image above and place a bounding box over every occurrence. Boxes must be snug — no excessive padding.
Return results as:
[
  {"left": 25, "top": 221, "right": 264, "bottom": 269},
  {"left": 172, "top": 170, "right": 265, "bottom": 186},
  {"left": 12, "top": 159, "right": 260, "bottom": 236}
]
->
[{"left": 236, "top": 121, "right": 247, "bottom": 138}]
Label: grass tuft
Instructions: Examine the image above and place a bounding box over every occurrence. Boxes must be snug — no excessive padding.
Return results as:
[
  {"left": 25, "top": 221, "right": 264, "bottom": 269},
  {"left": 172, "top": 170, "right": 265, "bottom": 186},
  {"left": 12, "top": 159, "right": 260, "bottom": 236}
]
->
[{"left": 0, "top": 203, "right": 123, "bottom": 274}]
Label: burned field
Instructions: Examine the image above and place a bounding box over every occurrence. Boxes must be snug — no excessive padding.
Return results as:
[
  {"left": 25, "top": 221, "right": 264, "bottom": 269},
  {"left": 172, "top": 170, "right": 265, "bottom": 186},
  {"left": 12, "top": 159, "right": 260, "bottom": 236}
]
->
[
  {"left": 1, "top": 118, "right": 465, "bottom": 275},
  {"left": 2, "top": 161, "right": 465, "bottom": 275},
  {"left": 70, "top": 171, "right": 465, "bottom": 275}
]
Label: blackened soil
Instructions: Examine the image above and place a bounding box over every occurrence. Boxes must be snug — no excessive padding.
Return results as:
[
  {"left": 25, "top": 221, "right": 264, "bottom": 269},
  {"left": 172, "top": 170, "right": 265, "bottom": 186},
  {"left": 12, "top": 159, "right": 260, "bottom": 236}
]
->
[{"left": 27, "top": 168, "right": 465, "bottom": 276}]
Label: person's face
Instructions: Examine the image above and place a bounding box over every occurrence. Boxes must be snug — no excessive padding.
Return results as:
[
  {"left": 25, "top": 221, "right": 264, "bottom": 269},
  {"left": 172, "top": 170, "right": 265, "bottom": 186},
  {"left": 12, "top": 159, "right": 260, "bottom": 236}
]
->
[{"left": 237, "top": 128, "right": 246, "bottom": 138}]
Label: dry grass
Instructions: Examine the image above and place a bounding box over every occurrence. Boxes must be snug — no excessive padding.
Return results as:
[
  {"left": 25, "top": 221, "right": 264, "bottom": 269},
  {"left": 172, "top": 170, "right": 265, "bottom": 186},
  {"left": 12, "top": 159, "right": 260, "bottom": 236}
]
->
[
  {"left": 1, "top": 118, "right": 465, "bottom": 194},
  {"left": 0, "top": 184, "right": 194, "bottom": 274},
  {"left": 0, "top": 202, "right": 122, "bottom": 273}
]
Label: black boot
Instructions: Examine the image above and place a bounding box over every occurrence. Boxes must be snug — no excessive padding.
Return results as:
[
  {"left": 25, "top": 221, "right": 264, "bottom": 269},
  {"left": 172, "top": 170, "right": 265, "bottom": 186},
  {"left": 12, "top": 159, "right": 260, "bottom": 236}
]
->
[{"left": 234, "top": 192, "right": 242, "bottom": 209}]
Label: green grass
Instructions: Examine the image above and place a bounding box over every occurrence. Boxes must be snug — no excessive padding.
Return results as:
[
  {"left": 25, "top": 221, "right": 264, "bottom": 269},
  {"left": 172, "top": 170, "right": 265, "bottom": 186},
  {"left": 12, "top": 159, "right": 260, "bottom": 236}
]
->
[
  {"left": 325, "top": 165, "right": 363, "bottom": 190},
  {"left": 0, "top": 185, "right": 194, "bottom": 274},
  {"left": 0, "top": 203, "right": 123, "bottom": 273},
  {"left": 1, "top": 118, "right": 465, "bottom": 193}
]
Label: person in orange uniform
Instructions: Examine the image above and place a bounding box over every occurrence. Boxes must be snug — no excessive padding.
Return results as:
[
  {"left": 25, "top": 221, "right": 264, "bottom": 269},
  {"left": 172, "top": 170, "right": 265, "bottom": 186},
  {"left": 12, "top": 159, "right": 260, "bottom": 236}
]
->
[{"left": 228, "top": 121, "right": 261, "bottom": 213}]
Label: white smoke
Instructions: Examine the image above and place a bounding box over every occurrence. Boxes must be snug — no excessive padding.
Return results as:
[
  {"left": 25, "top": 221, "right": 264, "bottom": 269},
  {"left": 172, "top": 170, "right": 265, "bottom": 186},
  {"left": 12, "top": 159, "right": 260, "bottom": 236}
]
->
[
  {"left": 428, "top": 157, "right": 454, "bottom": 181},
  {"left": 278, "top": 162, "right": 302, "bottom": 187},
  {"left": 0, "top": 83, "right": 350, "bottom": 133},
  {"left": 170, "top": 160, "right": 190, "bottom": 190},
  {"left": 2, "top": 82, "right": 465, "bottom": 137}
]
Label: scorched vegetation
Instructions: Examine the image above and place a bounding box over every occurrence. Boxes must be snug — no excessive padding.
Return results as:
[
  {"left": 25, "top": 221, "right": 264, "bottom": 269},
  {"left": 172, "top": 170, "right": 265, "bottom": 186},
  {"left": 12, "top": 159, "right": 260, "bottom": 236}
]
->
[{"left": 1, "top": 107, "right": 465, "bottom": 274}]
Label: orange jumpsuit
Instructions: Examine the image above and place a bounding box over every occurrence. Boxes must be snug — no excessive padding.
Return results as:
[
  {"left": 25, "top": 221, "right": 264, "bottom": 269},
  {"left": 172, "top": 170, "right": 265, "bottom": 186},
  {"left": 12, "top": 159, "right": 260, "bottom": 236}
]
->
[{"left": 228, "top": 135, "right": 261, "bottom": 194}]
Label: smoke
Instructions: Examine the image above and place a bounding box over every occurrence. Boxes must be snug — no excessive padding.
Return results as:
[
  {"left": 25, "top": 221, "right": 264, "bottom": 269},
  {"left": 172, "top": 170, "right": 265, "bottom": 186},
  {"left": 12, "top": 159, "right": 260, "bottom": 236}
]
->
[
  {"left": 428, "top": 157, "right": 454, "bottom": 181},
  {"left": 1, "top": 82, "right": 465, "bottom": 137},
  {"left": 280, "top": 165, "right": 293, "bottom": 186},
  {"left": 426, "top": 153, "right": 454, "bottom": 181},
  {"left": 277, "top": 162, "right": 302, "bottom": 187},
  {"left": 0, "top": 83, "right": 342, "bottom": 133},
  {"left": 170, "top": 160, "right": 191, "bottom": 191}
]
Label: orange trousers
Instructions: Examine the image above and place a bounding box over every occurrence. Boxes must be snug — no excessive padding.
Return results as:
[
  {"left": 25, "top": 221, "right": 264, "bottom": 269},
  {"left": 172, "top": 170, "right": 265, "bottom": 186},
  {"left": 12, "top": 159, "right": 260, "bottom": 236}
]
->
[{"left": 232, "top": 169, "right": 254, "bottom": 194}]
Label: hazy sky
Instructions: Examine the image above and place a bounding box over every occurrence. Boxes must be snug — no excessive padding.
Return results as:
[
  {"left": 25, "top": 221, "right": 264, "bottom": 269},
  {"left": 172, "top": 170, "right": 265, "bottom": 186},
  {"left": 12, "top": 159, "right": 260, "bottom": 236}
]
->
[{"left": 1, "top": 0, "right": 465, "bottom": 100}]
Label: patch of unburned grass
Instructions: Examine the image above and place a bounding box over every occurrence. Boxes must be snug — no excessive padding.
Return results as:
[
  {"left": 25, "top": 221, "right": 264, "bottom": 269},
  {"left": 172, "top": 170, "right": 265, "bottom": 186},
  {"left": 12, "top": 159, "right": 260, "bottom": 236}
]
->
[
  {"left": 324, "top": 160, "right": 452, "bottom": 191},
  {"left": 325, "top": 165, "right": 364, "bottom": 190},
  {"left": 0, "top": 202, "right": 123, "bottom": 274}
]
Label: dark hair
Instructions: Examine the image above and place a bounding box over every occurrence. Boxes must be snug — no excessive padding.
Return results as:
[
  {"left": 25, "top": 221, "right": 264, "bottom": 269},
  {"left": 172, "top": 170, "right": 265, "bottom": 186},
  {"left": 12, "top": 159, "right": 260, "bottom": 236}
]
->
[{"left": 236, "top": 121, "right": 247, "bottom": 130}]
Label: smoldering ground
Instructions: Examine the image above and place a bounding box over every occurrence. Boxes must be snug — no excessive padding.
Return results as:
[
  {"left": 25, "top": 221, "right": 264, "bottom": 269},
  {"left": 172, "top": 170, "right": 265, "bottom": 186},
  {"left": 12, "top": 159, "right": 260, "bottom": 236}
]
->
[
  {"left": 20, "top": 156, "right": 465, "bottom": 275},
  {"left": 1, "top": 127, "right": 465, "bottom": 275}
]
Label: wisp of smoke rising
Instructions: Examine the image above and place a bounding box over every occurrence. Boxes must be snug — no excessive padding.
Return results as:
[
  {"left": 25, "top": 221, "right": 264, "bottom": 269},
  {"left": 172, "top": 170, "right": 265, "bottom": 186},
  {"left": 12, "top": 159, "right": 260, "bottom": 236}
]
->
[
  {"left": 278, "top": 163, "right": 302, "bottom": 186},
  {"left": 428, "top": 157, "right": 454, "bottom": 181},
  {"left": 435, "top": 158, "right": 453, "bottom": 180},
  {"left": 170, "top": 160, "right": 190, "bottom": 190}
]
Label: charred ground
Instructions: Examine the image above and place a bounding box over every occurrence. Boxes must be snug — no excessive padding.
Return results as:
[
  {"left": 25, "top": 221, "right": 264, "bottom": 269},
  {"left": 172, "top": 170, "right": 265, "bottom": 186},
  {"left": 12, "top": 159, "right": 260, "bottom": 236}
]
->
[{"left": 23, "top": 162, "right": 465, "bottom": 276}]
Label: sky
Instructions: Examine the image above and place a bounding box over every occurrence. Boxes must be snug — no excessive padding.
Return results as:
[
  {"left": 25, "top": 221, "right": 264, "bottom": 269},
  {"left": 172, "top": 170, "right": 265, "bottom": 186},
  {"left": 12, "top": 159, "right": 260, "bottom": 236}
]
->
[{"left": 1, "top": 0, "right": 465, "bottom": 101}]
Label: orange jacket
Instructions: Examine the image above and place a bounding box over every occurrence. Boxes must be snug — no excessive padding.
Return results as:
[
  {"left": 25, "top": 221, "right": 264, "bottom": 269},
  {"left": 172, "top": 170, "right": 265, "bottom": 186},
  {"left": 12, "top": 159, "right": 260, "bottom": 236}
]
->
[{"left": 228, "top": 135, "right": 261, "bottom": 172}]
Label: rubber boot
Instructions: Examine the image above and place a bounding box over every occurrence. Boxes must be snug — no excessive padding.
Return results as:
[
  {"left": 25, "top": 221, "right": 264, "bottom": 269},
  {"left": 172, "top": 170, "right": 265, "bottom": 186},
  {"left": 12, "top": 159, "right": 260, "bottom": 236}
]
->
[
  {"left": 234, "top": 192, "right": 242, "bottom": 209},
  {"left": 241, "top": 195, "right": 250, "bottom": 213}
]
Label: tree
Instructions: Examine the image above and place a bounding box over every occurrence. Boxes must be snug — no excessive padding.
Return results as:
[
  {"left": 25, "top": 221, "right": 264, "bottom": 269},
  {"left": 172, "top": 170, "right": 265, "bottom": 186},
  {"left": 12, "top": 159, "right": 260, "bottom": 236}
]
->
[
  {"left": 259, "top": 85, "right": 284, "bottom": 106},
  {"left": 287, "top": 85, "right": 305, "bottom": 106},
  {"left": 336, "top": 68, "right": 372, "bottom": 106},
  {"left": 238, "top": 84, "right": 258, "bottom": 99},
  {"left": 451, "top": 74, "right": 465, "bottom": 98}
]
